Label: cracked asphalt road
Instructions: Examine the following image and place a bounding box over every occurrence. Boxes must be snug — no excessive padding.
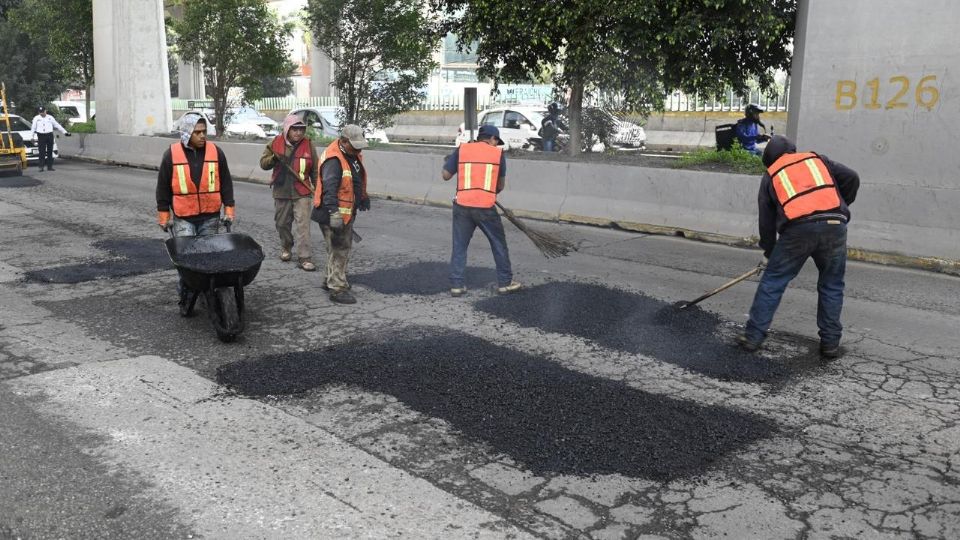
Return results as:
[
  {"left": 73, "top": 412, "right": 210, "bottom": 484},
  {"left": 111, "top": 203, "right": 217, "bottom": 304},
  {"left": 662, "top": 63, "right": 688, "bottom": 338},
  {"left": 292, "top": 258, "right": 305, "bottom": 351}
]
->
[{"left": 1, "top": 160, "right": 959, "bottom": 539}]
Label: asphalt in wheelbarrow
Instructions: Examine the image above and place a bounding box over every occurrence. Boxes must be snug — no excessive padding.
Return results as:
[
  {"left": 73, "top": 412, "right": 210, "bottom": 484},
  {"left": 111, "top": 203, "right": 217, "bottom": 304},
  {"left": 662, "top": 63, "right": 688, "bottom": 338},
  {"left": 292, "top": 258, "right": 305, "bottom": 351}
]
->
[{"left": 166, "top": 233, "right": 264, "bottom": 274}]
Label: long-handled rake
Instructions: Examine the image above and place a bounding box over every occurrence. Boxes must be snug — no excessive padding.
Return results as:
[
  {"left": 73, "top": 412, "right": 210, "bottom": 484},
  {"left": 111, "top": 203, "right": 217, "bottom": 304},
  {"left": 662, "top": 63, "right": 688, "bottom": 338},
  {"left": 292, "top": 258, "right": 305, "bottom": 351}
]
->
[
  {"left": 495, "top": 202, "right": 577, "bottom": 258},
  {"left": 678, "top": 263, "right": 766, "bottom": 309}
]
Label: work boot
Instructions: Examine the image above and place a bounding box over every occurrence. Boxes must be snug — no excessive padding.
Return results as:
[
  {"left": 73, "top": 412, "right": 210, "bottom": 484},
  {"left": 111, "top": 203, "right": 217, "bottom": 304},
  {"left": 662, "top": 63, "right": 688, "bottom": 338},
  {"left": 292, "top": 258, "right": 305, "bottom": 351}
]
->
[
  {"left": 329, "top": 289, "right": 356, "bottom": 304},
  {"left": 819, "top": 342, "right": 841, "bottom": 360},
  {"left": 38, "top": 167, "right": 44, "bottom": 172},
  {"left": 497, "top": 281, "right": 522, "bottom": 295},
  {"left": 298, "top": 260, "right": 317, "bottom": 272},
  {"left": 450, "top": 286, "right": 467, "bottom": 297},
  {"left": 736, "top": 334, "right": 761, "bottom": 352},
  {"left": 279, "top": 249, "right": 292, "bottom": 262},
  {"left": 48, "top": 167, "right": 55, "bottom": 171}
]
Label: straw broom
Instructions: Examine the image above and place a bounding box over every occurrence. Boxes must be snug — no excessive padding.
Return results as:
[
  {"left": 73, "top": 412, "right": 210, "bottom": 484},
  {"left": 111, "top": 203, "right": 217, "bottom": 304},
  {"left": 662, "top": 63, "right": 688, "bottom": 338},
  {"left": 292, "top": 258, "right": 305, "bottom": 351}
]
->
[{"left": 495, "top": 202, "right": 577, "bottom": 258}]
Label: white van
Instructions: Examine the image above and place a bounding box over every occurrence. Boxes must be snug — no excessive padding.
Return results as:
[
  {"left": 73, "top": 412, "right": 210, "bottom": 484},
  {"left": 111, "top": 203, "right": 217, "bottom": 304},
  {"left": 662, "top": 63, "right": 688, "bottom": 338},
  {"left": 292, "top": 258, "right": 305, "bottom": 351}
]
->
[{"left": 53, "top": 101, "right": 90, "bottom": 125}]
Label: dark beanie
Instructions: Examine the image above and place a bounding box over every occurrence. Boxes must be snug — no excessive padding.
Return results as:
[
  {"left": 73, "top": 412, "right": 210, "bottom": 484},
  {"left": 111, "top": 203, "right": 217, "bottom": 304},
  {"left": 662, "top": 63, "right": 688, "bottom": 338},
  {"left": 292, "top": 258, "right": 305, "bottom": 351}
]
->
[{"left": 762, "top": 135, "right": 796, "bottom": 167}]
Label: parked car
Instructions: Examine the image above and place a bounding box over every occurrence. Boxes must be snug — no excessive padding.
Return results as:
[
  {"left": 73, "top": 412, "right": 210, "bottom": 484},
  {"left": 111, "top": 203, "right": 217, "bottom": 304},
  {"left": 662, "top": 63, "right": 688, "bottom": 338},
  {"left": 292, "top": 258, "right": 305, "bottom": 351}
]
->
[
  {"left": 225, "top": 106, "right": 279, "bottom": 138},
  {"left": 454, "top": 106, "right": 547, "bottom": 150},
  {"left": 53, "top": 100, "right": 91, "bottom": 126},
  {"left": 1, "top": 114, "right": 59, "bottom": 163},
  {"left": 589, "top": 108, "right": 646, "bottom": 149},
  {"left": 288, "top": 106, "right": 389, "bottom": 143}
]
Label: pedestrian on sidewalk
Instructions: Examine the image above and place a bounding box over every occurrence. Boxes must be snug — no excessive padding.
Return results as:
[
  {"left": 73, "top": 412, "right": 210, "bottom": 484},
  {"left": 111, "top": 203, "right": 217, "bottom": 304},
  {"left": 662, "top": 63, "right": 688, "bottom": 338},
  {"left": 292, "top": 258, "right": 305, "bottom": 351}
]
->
[
  {"left": 30, "top": 106, "right": 69, "bottom": 171},
  {"left": 441, "top": 124, "right": 521, "bottom": 297},
  {"left": 312, "top": 125, "right": 371, "bottom": 304},
  {"left": 261, "top": 115, "right": 318, "bottom": 271},
  {"left": 156, "top": 115, "right": 236, "bottom": 305},
  {"left": 734, "top": 104, "right": 769, "bottom": 156},
  {"left": 738, "top": 135, "right": 860, "bottom": 359}
]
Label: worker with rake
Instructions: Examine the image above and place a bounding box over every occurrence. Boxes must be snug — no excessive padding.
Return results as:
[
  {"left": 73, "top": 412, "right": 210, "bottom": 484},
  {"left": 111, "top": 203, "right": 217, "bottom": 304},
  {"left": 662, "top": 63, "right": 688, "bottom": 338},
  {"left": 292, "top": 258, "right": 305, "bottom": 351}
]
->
[{"left": 442, "top": 125, "right": 522, "bottom": 297}]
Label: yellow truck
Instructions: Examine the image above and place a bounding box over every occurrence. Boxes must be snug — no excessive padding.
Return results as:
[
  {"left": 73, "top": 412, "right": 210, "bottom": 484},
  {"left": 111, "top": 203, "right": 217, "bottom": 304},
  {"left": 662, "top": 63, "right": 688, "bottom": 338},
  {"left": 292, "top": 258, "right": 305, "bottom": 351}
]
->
[{"left": 0, "top": 83, "right": 27, "bottom": 175}]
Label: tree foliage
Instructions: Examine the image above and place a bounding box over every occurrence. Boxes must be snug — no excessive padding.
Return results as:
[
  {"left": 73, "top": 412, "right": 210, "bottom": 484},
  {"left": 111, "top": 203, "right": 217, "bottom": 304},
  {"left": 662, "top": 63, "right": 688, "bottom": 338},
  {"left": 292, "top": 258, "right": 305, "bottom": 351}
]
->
[
  {"left": 434, "top": 0, "right": 796, "bottom": 154},
  {"left": 12, "top": 0, "right": 94, "bottom": 119},
  {"left": 306, "top": 0, "right": 440, "bottom": 128},
  {"left": 172, "top": 0, "right": 293, "bottom": 134},
  {"left": 0, "top": 0, "right": 71, "bottom": 115}
]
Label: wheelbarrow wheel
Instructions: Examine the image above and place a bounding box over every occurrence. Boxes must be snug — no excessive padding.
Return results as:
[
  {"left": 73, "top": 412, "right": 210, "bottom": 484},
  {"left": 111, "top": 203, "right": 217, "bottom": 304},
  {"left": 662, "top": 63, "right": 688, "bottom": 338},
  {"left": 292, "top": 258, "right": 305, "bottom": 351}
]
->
[{"left": 208, "top": 286, "right": 242, "bottom": 342}]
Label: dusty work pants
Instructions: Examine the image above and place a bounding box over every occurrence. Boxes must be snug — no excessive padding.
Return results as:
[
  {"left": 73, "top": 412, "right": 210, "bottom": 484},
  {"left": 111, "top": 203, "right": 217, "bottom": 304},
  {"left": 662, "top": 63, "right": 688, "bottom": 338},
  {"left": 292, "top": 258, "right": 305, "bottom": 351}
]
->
[
  {"left": 274, "top": 197, "right": 313, "bottom": 262},
  {"left": 320, "top": 219, "right": 354, "bottom": 291}
]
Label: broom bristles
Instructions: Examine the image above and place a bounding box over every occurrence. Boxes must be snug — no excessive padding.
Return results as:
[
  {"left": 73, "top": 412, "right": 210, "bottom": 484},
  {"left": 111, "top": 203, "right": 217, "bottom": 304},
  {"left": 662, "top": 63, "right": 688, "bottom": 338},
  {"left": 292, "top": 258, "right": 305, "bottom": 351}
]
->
[{"left": 496, "top": 202, "right": 578, "bottom": 258}]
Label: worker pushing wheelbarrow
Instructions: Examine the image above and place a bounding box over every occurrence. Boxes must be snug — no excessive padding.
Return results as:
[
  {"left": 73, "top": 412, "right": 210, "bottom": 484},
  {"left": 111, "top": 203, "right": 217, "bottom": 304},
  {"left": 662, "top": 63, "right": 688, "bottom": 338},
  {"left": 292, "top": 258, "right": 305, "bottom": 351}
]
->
[
  {"left": 165, "top": 221, "right": 264, "bottom": 342},
  {"left": 157, "top": 113, "right": 263, "bottom": 341}
]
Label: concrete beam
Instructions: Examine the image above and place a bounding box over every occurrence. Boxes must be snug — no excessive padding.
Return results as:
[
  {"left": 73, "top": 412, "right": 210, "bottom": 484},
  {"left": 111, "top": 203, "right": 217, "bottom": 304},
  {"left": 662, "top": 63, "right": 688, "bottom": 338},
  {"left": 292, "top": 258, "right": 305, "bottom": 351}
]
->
[{"left": 92, "top": 0, "right": 172, "bottom": 135}]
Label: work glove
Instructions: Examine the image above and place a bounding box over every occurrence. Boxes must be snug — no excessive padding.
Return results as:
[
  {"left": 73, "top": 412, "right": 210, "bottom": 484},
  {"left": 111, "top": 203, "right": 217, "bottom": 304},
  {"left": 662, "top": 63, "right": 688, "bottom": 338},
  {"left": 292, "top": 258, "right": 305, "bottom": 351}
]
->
[
  {"left": 158, "top": 210, "right": 171, "bottom": 232},
  {"left": 358, "top": 197, "right": 371, "bottom": 211},
  {"left": 328, "top": 210, "right": 344, "bottom": 231}
]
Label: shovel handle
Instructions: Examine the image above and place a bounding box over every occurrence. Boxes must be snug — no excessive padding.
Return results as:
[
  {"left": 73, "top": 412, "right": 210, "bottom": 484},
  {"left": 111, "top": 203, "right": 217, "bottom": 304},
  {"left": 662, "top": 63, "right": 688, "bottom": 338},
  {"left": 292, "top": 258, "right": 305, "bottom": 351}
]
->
[{"left": 680, "top": 263, "right": 765, "bottom": 309}]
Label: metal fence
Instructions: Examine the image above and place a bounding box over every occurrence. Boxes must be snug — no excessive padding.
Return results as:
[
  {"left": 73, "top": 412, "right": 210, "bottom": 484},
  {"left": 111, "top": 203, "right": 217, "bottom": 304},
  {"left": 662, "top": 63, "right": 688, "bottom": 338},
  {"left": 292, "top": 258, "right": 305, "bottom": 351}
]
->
[{"left": 170, "top": 83, "right": 789, "bottom": 114}]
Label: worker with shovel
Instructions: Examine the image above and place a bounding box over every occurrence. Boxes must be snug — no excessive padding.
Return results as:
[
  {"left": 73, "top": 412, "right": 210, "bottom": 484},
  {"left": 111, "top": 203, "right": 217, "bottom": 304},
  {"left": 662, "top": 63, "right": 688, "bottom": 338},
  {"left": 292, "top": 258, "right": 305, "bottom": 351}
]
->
[
  {"left": 441, "top": 124, "right": 521, "bottom": 297},
  {"left": 260, "top": 115, "right": 318, "bottom": 272},
  {"left": 737, "top": 135, "right": 860, "bottom": 359}
]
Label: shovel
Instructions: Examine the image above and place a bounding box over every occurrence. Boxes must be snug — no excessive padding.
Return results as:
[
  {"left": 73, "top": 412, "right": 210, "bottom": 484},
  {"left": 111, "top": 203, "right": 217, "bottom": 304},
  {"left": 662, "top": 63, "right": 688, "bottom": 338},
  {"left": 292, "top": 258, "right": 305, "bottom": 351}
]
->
[{"left": 679, "top": 263, "right": 765, "bottom": 310}]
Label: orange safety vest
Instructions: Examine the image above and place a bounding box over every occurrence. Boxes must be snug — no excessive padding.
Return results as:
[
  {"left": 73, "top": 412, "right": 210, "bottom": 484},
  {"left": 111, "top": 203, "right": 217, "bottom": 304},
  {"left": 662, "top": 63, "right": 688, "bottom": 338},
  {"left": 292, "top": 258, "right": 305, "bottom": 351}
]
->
[
  {"left": 314, "top": 141, "right": 367, "bottom": 225},
  {"left": 767, "top": 152, "right": 841, "bottom": 221},
  {"left": 456, "top": 142, "right": 502, "bottom": 208},
  {"left": 169, "top": 142, "right": 222, "bottom": 217},
  {"left": 270, "top": 135, "right": 313, "bottom": 196}
]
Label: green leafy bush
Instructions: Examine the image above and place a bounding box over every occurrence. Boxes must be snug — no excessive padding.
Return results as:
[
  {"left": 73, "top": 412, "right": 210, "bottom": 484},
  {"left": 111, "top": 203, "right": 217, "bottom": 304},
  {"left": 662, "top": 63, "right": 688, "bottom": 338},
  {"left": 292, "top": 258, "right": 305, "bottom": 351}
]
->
[
  {"left": 674, "top": 141, "right": 766, "bottom": 174},
  {"left": 69, "top": 120, "right": 96, "bottom": 133}
]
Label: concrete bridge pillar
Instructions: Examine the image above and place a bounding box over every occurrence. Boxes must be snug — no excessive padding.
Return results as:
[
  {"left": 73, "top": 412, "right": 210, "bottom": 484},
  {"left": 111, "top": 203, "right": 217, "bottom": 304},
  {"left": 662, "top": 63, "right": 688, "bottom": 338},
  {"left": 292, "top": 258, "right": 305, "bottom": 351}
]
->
[
  {"left": 177, "top": 60, "right": 206, "bottom": 101},
  {"left": 92, "top": 0, "right": 171, "bottom": 135}
]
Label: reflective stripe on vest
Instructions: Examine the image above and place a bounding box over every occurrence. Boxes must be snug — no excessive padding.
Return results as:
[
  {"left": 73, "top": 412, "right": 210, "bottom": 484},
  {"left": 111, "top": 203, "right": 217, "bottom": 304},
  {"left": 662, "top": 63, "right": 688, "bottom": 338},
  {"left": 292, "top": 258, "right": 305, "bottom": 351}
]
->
[
  {"left": 314, "top": 142, "right": 367, "bottom": 225},
  {"left": 767, "top": 152, "right": 841, "bottom": 221},
  {"left": 169, "top": 142, "right": 222, "bottom": 217},
  {"left": 456, "top": 142, "right": 501, "bottom": 208}
]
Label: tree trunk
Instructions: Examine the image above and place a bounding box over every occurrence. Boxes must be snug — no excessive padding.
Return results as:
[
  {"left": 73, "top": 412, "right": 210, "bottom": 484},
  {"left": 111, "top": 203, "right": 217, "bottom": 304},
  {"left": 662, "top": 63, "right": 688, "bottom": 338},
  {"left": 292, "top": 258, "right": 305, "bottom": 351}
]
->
[{"left": 566, "top": 78, "right": 584, "bottom": 156}]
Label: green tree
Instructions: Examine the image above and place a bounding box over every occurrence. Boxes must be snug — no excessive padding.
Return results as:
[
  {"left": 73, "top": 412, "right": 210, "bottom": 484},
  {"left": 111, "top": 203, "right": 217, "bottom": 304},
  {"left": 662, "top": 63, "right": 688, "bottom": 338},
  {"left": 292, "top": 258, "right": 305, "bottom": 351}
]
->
[
  {"left": 0, "top": 0, "right": 70, "bottom": 115},
  {"left": 305, "top": 0, "right": 440, "bottom": 128},
  {"left": 435, "top": 0, "right": 796, "bottom": 155},
  {"left": 12, "top": 0, "right": 94, "bottom": 121},
  {"left": 171, "top": 0, "right": 293, "bottom": 134}
]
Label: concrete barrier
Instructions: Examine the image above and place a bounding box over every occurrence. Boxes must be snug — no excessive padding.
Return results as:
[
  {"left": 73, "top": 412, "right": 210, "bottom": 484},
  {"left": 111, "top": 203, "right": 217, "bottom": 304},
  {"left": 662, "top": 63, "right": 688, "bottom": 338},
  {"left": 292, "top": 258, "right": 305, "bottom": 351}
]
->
[{"left": 58, "top": 134, "right": 960, "bottom": 274}]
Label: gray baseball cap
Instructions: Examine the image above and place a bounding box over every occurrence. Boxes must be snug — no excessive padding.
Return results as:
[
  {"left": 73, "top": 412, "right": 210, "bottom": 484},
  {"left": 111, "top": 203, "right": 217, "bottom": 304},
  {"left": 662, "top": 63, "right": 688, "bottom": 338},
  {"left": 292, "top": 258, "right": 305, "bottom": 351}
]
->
[{"left": 341, "top": 124, "right": 369, "bottom": 149}]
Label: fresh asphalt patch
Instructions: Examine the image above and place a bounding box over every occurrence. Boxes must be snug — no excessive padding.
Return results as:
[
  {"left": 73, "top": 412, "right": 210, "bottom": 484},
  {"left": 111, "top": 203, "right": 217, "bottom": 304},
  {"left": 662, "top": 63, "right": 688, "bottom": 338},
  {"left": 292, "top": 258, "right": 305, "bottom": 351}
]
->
[
  {"left": 217, "top": 328, "right": 776, "bottom": 481},
  {"left": 24, "top": 238, "right": 171, "bottom": 284},
  {"left": 474, "top": 281, "right": 817, "bottom": 384},
  {"left": 0, "top": 176, "right": 42, "bottom": 187},
  {"left": 351, "top": 261, "right": 499, "bottom": 295}
]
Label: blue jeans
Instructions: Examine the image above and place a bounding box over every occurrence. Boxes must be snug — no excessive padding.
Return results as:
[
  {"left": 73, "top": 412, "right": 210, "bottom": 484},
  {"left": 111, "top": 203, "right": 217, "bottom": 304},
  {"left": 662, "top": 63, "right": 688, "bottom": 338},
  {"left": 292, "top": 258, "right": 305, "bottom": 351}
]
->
[
  {"left": 450, "top": 202, "right": 513, "bottom": 288},
  {"left": 542, "top": 139, "right": 555, "bottom": 152},
  {"left": 171, "top": 216, "right": 220, "bottom": 295},
  {"left": 745, "top": 220, "right": 847, "bottom": 346}
]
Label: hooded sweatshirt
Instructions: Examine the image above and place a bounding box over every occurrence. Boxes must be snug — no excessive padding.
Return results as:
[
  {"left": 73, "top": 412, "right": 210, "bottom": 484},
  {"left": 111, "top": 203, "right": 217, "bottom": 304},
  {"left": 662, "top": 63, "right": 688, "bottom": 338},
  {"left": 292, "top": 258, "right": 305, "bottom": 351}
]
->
[
  {"left": 260, "top": 114, "right": 317, "bottom": 199},
  {"left": 756, "top": 136, "right": 860, "bottom": 255},
  {"left": 156, "top": 116, "right": 235, "bottom": 222}
]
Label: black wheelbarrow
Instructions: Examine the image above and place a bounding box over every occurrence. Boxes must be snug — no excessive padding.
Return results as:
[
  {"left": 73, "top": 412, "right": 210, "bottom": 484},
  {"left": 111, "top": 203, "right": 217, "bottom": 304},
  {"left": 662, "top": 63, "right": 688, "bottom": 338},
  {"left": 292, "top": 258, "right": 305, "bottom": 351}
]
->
[{"left": 165, "top": 224, "right": 264, "bottom": 342}]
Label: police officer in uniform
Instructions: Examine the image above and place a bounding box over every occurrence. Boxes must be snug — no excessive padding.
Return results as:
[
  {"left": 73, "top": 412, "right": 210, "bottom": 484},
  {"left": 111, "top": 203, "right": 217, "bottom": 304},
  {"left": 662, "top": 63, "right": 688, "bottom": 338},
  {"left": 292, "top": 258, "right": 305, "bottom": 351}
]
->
[{"left": 30, "top": 106, "right": 69, "bottom": 171}]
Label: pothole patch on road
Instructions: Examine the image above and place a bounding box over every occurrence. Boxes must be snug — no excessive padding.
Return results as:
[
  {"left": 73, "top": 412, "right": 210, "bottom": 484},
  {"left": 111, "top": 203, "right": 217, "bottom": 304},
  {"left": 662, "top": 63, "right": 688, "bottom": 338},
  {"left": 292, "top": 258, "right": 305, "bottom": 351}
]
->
[
  {"left": 216, "top": 328, "right": 777, "bottom": 481},
  {"left": 351, "top": 261, "right": 499, "bottom": 295},
  {"left": 24, "top": 238, "right": 171, "bottom": 283},
  {"left": 474, "top": 281, "right": 820, "bottom": 383},
  {"left": 0, "top": 177, "right": 42, "bottom": 188}
]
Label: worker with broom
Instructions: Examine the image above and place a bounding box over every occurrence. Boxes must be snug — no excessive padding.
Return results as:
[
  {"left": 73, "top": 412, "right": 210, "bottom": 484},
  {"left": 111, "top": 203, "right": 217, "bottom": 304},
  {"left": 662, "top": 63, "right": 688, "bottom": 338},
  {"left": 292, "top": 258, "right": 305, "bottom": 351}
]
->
[
  {"left": 441, "top": 124, "right": 521, "bottom": 297},
  {"left": 737, "top": 135, "right": 859, "bottom": 359}
]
